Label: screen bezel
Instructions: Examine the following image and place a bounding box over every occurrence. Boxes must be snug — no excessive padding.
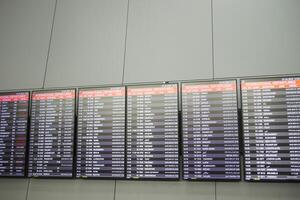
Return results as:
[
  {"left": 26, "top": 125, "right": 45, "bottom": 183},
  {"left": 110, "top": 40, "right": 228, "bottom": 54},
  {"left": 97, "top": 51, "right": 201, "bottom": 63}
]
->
[
  {"left": 180, "top": 79, "right": 242, "bottom": 182},
  {"left": 27, "top": 88, "right": 76, "bottom": 179},
  {"left": 75, "top": 86, "right": 126, "bottom": 180},
  {"left": 0, "top": 91, "right": 30, "bottom": 178},
  {"left": 240, "top": 75, "right": 300, "bottom": 183},
  {"left": 125, "top": 82, "right": 181, "bottom": 181}
]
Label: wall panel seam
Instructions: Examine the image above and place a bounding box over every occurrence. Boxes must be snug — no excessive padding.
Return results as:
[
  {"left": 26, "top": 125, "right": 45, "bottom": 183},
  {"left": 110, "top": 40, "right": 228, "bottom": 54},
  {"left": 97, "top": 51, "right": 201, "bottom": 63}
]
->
[
  {"left": 211, "top": 0, "right": 215, "bottom": 80},
  {"left": 121, "top": 0, "right": 130, "bottom": 85},
  {"left": 42, "top": 0, "right": 58, "bottom": 89},
  {"left": 25, "top": 179, "right": 31, "bottom": 200}
]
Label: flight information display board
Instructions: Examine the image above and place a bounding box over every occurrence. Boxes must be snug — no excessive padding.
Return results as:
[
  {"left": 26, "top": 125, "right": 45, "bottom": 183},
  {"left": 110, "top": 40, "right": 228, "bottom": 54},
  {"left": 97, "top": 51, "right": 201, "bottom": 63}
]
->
[
  {"left": 76, "top": 87, "right": 125, "bottom": 178},
  {"left": 28, "top": 89, "right": 75, "bottom": 178},
  {"left": 126, "top": 84, "right": 179, "bottom": 180},
  {"left": 182, "top": 80, "right": 241, "bottom": 180},
  {"left": 242, "top": 77, "right": 300, "bottom": 181},
  {"left": 0, "top": 92, "right": 29, "bottom": 177}
]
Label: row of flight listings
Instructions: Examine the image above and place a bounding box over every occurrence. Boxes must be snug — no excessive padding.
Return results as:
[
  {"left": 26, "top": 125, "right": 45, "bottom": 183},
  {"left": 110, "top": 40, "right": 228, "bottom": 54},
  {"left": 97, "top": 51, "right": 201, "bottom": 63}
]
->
[{"left": 0, "top": 76, "right": 299, "bottom": 182}]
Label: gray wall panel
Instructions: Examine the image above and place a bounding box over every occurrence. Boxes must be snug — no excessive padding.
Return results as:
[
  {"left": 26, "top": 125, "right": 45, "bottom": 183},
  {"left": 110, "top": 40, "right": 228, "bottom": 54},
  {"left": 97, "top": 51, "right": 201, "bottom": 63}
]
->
[
  {"left": 124, "top": 0, "right": 213, "bottom": 83},
  {"left": 44, "top": 0, "right": 127, "bottom": 88},
  {"left": 27, "top": 179, "right": 115, "bottom": 200},
  {"left": 115, "top": 181, "right": 215, "bottom": 200},
  {"left": 0, "top": 178, "right": 28, "bottom": 200},
  {"left": 0, "top": 0, "right": 55, "bottom": 90},
  {"left": 214, "top": 0, "right": 300, "bottom": 78},
  {"left": 216, "top": 182, "right": 300, "bottom": 200},
  {"left": 0, "top": 1, "right": 299, "bottom": 200}
]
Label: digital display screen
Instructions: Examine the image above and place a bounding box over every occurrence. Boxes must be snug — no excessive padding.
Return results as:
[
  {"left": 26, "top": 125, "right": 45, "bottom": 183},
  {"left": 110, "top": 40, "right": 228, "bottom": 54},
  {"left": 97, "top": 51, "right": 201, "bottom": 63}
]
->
[
  {"left": 28, "top": 89, "right": 75, "bottom": 178},
  {"left": 0, "top": 92, "right": 29, "bottom": 177},
  {"left": 76, "top": 87, "right": 125, "bottom": 178},
  {"left": 182, "top": 80, "right": 240, "bottom": 180},
  {"left": 242, "top": 77, "right": 300, "bottom": 181},
  {"left": 126, "top": 84, "right": 179, "bottom": 179}
]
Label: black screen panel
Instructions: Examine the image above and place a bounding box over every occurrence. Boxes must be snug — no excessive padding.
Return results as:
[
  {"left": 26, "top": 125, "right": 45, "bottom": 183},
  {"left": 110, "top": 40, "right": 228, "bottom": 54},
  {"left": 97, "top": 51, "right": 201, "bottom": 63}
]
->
[
  {"left": 242, "top": 77, "right": 300, "bottom": 181},
  {"left": 126, "top": 84, "right": 179, "bottom": 180},
  {"left": 28, "top": 89, "right": 75, "bottom": 178},
  {"left": 76, "top": 87, "right": 125, "bottom": 178},
  {"left": 182, "top": 80, "right": 240, "bottom": 180},
  {"left": 0, "top": 92, "right": 29, "bottom": 177}
]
